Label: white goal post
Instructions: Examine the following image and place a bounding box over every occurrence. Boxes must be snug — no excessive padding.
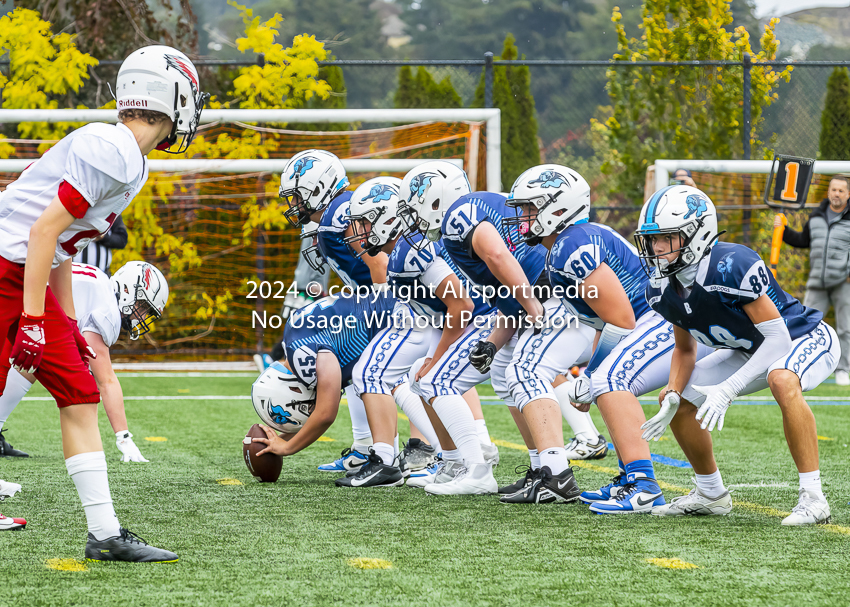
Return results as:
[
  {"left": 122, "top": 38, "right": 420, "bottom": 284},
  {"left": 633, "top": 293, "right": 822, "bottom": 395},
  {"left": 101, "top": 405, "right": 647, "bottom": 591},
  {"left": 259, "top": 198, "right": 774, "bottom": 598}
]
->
[{"left": 0, "top": 108, "right": 501, "bottom": 191}]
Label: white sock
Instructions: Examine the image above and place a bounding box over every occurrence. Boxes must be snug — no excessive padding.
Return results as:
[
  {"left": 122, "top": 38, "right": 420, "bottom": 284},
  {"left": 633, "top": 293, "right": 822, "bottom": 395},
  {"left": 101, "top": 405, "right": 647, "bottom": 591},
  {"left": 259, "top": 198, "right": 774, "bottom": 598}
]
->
[
  {"left": 528, "top": 449, "right": 540, "bottom": 470},
  {"left": 474, "top": 418, "right": 492, "bottom": 445},
  {"left": 431, "top": 395, "right": 485, "bottom": 465},
  {"left": 694, "top": 470, "right": 727, "bottom": 499},
  {"left": 65, "top": 451, "right": 120, "bottom": 541},
  {"left": 539, "top": 447, "right": 569, "bottom": 475},
  {"left": 393, "top": 381, "right": 441, "bottom": 450},
  {"left": 346, "top": 386, "right": 373, "bottom": 446},
  {"left": 799, "top": 470, "right": 823, "bottom": 497},
  {"left": 394, "top": 435, "right": 399, "bottom": 458},
  {"left": 442, "top": 449, "right": 462, "bottom": 463},
  {"left": 554, "top": 382, "right": 599, "bottom": 441},
  {"left": 0, "top": 370, "right": 33, "bottom": 431},
  {"left": 372, "top": 442, "right": 395, "bottom": 466},
  {"left": 352, "top": 441, "right": 372, "bottom": 455}
]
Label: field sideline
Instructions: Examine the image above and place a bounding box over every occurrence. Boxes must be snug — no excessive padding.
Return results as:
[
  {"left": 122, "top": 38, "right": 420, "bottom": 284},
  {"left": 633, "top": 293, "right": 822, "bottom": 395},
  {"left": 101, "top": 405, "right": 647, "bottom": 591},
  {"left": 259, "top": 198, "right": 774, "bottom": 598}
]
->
[{"left": 1, "top": 373, "right": 849, "bottom": 607}]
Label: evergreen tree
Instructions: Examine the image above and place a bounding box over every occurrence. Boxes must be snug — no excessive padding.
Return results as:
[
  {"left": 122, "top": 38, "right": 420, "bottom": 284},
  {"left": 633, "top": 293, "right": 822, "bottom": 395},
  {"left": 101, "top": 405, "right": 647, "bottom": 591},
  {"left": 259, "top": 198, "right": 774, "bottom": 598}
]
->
[
  {"left": 819, "top": 67, "right": 850, "bottom": 160},
  {"left": 394, "top": 66, "right": 461, "bottom": 109},
  {"left": 473, "top": 34, "right": 540, "bottom": 188}
]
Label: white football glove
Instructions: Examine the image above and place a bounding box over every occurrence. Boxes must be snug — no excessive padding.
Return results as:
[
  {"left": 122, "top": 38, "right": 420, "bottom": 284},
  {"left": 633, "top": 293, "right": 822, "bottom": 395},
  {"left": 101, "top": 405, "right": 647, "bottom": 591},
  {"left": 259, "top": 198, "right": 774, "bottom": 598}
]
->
[
  {"left": 641, "top": 390, "right": 681, "bottom": 442},
  {"left": 116, "top": 431, "right": 149, "bottom": 463},
  {"left": 566, "top": 372, "right": 592, "bottom": 405},
  {"left": 693, "top": 383, "right": 737, "bottom": 432}
]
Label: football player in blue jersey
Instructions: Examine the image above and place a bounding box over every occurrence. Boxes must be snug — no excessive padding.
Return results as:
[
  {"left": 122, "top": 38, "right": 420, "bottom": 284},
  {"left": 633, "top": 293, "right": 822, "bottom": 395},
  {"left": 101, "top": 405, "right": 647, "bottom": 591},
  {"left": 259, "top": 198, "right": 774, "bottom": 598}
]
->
[
  {"left": 504, "top": 164, "right": 716, "bottom": 513},
  {"left": 252, "top": 291, "right": 408, "bottom": 487},
  {"left": 635, "top": 186, "right": 839, "bottom": 524},
  {"left": 348, "top": 168, "right": 501, "bottom": 489},
  {"left": 401, "top": 162, "right": 599, "bottom": 500}
]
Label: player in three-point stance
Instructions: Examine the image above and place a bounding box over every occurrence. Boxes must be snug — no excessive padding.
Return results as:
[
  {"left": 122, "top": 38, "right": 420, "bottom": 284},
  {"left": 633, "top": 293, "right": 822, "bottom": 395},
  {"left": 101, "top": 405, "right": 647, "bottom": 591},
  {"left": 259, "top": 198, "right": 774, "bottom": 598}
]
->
[
  {"left": 0, "top": 45, "right": 206, "bottom": 552},
  {"left": 635, "top": 186, "right": 838, "bottom": 524},
  {"left": 0, "top": 261, "right": 168, "bottom": 465},
  {"left": 347, "top": 172, "right": 495, "bottom": 486}
]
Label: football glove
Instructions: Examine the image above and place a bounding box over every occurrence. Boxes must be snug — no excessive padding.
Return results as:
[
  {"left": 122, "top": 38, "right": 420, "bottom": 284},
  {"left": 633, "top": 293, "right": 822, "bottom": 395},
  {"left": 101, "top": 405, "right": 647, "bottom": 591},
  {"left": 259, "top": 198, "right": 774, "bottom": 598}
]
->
[
  {"left": 469, "top": 340, "right": 497, "bottom": 374},
  {"left": 67, "top": 315, "right": 96, "bottom": 364},
  {"left": 641, "top": 390, "right": 681, "bottom": 442},
  {"left": 116, "top": 431, "right": 149, "bottom": 463},
  {"left": 10, "top": 313, "right": 46, "bottom": 374},
  {"left": 566, "top": 372, "right": 592, "bottom": 405},
  {"left": 694, "top": 383, "right": 737, "bottom": 432}
]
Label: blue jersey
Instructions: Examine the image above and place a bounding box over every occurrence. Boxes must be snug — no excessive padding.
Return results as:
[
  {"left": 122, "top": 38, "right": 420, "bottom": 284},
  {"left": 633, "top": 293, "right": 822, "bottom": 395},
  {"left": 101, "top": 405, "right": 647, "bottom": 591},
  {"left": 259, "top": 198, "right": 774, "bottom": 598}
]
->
[
  {"left": 547, "top": 222, "right": 650, "bottom": 330},
  {"left": 284, "top": 292, "right": 396, "bottom": 387},
  {"left": 440, "top": 191, "right": 546, "bottom": 317},
  {"left": 646, "top": 242, "right": 822, "bottom": 354},
  {"left": 387, "top": 233, "right": 492, "bottom": 322},
  {"left": 316, "top": 192, "right": 372, "bottom": 287}
]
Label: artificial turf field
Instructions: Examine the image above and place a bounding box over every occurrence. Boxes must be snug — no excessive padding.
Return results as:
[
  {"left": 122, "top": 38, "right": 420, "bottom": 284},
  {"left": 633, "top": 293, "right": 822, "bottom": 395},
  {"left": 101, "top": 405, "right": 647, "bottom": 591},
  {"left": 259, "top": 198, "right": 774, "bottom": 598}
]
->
[{"left": 1, "top": 373, "right": 849, "bottom": 607}]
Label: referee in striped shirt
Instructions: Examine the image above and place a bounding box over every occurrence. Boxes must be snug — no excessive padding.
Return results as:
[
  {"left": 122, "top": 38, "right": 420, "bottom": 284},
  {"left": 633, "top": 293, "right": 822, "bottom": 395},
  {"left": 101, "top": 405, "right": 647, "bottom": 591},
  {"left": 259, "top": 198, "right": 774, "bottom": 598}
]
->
[{"left": 73, "top": 215, "right": 128, "bottom": 276}]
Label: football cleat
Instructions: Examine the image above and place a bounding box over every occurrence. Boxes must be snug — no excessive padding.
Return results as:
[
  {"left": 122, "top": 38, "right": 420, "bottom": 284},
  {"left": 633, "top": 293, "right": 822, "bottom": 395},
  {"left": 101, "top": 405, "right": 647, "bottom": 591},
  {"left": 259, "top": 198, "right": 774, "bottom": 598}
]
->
[
  {"left": 588, "top": 473, "right": 665, "bottom": 514},
  {"left": 85, "top": 528, "right": 178, "bottom": 562},
  {"left": 398, "top": 439, "right": 439, "bottom": 477},
  {"left": 781, "top": 489, "right": 831, "bottom": 526},
  {"left": 0, "top": 479, "right": 22, "bottom": 500},
  {"left": 0, "top": 429, "right": 28, "bottom": 458},
  {"left": 407, "top": 460, "right": 462, "bottom": 488},
  {"left": 564, "top": 434, "right": 608, "bottom": 461},
  {"left": 651, "top": 484, "right": 732, "bottom": 516},
  {"left": 318, "top": 447, "right": 369, "bottom": 473},
  {"left": 498, "top": 465, "right": 537, "bottom": 494},
  {"left": 335, "top": 450, "right": 403, "bottom": 488},
  {"left": 482, "top": 442, "right": 500, "bottom": 466},
  {"left": 0, "top": 513, "right": 26, "bottom": 531},
  {"left": 424, "top": 463, "right": 498, "bottom": 496},
  {"left": 500, "top": 466, "right": 581, "bottom": 504},
  {"left": 579, "top": 472, "right": 628, "bottom": 504}
]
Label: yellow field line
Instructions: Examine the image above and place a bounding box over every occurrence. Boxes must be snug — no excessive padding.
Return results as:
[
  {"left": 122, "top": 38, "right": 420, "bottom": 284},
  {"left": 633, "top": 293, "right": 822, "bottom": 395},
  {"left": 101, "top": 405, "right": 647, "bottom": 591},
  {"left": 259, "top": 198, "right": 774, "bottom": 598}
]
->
[{"left": 490, "top": 437, "right": 850, "bottom": 534}]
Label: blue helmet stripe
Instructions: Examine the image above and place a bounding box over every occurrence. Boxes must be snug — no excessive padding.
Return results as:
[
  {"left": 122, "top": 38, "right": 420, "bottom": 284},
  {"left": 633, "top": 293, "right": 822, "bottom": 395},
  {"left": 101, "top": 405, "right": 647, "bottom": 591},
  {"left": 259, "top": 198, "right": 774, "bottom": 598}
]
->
[{"left": 644, "top": 185, "right": 675, "bottom": 224}]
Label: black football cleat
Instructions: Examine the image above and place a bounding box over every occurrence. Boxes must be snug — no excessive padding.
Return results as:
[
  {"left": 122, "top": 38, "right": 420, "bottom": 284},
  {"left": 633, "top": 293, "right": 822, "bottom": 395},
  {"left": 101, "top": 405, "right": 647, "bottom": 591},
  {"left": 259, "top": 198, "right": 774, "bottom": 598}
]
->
[
  {"left": 85, "top": 528, "right": 179, "bottom": 563},
  {"left": 398, "top": 438, "right": 439, "bottom": 477},
  {"left": 498, "top": 465, "right": 537, "bottom": 494},
  {"left": 500, "top": 466, "right": 581, "bottom": 504},
  {"left": 335, "top": 450, "right": 403, "bottom": 488},
  {"left": 0, "top": 430, "right": 28, "bottom": 458}
]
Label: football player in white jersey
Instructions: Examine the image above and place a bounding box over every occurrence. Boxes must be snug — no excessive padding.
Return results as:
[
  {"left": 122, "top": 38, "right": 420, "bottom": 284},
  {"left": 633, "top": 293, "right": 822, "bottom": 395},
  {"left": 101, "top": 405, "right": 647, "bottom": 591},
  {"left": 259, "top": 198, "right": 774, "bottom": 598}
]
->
[
  {"left": 0, "top": 261, "right": 168, "bottom": 464},
  {"left": 0, "top": 45, "right": 205, "bottom": 557}
]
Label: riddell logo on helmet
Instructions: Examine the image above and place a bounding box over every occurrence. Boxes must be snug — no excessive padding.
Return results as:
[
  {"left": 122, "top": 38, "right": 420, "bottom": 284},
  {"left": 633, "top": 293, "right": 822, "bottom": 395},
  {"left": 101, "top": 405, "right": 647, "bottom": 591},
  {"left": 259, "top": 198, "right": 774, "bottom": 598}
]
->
[{"left": 118, "top": 99, "right": 148, "bottom": 108}]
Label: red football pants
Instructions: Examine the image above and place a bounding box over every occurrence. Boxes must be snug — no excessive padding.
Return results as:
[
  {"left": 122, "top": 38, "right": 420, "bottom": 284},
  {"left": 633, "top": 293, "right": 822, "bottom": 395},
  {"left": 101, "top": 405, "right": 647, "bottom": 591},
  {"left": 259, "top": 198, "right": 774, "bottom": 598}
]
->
[{"left": 0, "top": 255, "right": 99, "bottom": 407}]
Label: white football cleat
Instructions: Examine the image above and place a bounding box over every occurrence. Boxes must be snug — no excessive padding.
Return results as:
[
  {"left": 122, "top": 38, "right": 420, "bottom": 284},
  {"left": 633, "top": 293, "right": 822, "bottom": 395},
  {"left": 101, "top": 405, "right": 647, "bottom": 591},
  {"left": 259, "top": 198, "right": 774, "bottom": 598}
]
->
[
  {"left": 407, "top": 461, "right": 462, "bottom": 488},
  {"left": 651, "top": 485, "right": 732, "bottom": 516},
  {"left": 781, "top": 489, "right": 831, "bottom": 526},
  {"left": 482, "top": 443, "right": 500, "bottom": 466},
  {"left": 0, "top": 480, "right": 22, "bottom": 500},
  {"left": 424, "top": 463, "right": 498, "bottom": 496},
  {"left": 564, "top": 434, "right": 608, "bottom": 461},
  {"left": 0, "top": 513, "right": 26, "bottom": 531}
]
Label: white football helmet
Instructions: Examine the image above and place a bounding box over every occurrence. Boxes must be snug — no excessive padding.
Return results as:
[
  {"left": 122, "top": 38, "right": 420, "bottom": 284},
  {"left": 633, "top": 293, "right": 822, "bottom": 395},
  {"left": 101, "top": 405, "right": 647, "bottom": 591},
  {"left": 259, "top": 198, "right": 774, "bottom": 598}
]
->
[
  {"left": 251, "top": 362, "right": 316, "bottom": 434},
  {"left": 280, "top": 150, "right": 349, "bottom": 227},
  {"left": 634, "top": 185, "right": 720, "bottom": 278},
  {"left": 399, "top": 161, "right": 471, "bottom": 242},
  {"left": 116, "top": 45, "right": 208, "bottom": 154},
  {"left": 345, "top": 177, "right": 404, "bottom": 257},
  {"left": 505, "top": 164, "right": 591, "bottom": 246},
  {"left": 112, "top": 261, "right": 169, "bottom": 340}
]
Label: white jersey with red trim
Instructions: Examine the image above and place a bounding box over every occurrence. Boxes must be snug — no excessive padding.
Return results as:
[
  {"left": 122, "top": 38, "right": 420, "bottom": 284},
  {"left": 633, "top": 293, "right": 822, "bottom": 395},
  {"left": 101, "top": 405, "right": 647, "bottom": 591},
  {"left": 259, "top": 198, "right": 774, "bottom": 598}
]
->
[
  {"left": 71, "top": 263, "right": 122, "bottom": 347},
  {"left": 0, "top": 122, "right": 148, "bottom": 268}
]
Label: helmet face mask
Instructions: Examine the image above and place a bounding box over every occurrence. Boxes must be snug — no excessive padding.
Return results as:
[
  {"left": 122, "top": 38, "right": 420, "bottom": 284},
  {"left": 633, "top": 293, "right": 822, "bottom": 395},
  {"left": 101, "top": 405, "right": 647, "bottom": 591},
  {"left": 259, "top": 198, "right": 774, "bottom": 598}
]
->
[
  {"left": 121, "top": 298, "right": 160, "bottom": 339},
  {"left": 112, "top": 261, "right": 169, "bottom": 341},
  {"left": 281, "top": 189, "right": 312, "bottom": 228},
  {"left": 400, "top": 161, "right": 471, "bottom": 248},
  {"left": 344, "top": 177, "right": 404, "bottom": 257}
]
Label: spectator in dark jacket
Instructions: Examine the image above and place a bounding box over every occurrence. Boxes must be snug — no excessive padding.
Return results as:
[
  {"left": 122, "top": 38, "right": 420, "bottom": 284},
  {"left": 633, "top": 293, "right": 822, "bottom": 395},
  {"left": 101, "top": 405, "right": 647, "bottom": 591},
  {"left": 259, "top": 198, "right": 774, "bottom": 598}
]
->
[
  {"left": 776, "top": 175, "right": 850, "bottom": 385},
  {"left": 73, "top": 214, "right": 128, "bottom": 276}
]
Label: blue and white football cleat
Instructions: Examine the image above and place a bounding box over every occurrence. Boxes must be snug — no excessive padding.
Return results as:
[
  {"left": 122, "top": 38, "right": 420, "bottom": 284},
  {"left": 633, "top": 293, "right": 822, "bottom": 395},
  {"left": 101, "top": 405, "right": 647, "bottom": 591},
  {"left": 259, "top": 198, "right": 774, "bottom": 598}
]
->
[
  {"left": 588, "top": 472, "right": 665, "bottom": 514},
  {"left": 317, "top": 448, "right": 369, "bottom": 473},
  {"left": 579, "top": 472, "right": 628, "bottom": 504}
]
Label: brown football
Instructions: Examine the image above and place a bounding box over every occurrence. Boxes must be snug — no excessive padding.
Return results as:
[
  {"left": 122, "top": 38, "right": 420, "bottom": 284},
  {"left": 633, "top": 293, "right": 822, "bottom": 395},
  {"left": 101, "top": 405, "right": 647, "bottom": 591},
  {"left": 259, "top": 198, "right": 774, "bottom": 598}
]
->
[{"left": 243, "top": 424, "right": 283, "bottom": 482}]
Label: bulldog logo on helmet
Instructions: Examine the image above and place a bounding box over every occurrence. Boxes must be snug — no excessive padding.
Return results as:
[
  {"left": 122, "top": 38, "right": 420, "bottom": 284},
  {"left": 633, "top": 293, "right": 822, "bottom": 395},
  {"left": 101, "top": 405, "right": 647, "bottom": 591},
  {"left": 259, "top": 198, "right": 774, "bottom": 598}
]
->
[
  {"left": 407, "top": 173, "right": 437, "bottom": 202},
  {"left": 684, "top": 194, "right": 708, "bottom": 219},
  {"left": 528, "top": 170, "right": 568, "bottom": 189},
  {"left": 269, "top": 404, "right": 299, "bottom": 427},
  {"left": 290, "top": 157, "right": 317, "bottom": 179},
  {"left": 364, "top": 183, "right": 399, "bottom": 203}
]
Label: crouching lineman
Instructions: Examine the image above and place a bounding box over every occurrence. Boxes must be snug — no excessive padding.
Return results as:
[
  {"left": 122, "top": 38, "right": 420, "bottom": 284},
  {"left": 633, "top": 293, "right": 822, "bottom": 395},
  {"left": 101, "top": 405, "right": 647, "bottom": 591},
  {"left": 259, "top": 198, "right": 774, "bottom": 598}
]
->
[
  {"left": 0, "top": 45, "right": 206, "bottom": 557},
  {"left": 0, "top": 261, "right": 166, "bottom": 463},
  {"left": 251, "top": 291, "right": 412, "bottom": 487},
  {"left": 635, "top": 186, "right": 838, "bottom": 524}
]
